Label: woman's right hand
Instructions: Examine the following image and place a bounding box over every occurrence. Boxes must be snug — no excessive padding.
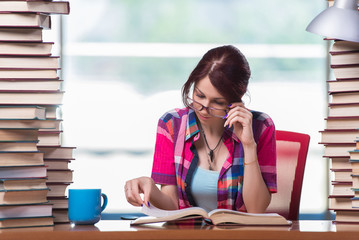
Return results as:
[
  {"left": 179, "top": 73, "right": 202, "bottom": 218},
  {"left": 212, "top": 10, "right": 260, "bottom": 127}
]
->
[{"left": 124, "top": 176, "right": 155, "bottom": 207}]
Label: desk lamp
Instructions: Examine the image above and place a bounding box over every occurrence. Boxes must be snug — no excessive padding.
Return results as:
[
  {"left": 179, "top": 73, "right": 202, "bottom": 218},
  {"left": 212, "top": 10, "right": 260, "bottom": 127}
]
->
[{"left": 306, "top": 0, "right": 359, "bottom": 43}]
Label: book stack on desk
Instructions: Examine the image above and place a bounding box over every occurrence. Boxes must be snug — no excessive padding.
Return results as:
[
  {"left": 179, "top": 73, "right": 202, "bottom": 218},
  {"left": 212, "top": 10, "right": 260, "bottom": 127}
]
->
[
  {"left": 0, "top": 1, "right": 74, "bottom": 228},
  {"left": 0, "top": 108, "right": 54, "bottom": 229},
  {"left": 349, "top": 142, "right": 359, "bottom": 209},
  {"left": 320, "top": 39, "right": 359, "bottom": 223},
  {"left": 39, "top": 146, "right": 75, "bottom": 223}
]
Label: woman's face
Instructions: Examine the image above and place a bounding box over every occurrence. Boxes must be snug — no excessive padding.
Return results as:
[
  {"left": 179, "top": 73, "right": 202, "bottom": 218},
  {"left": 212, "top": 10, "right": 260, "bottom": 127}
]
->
[{"left": 192, "top": 76, "right": 228, "bottom": 123}]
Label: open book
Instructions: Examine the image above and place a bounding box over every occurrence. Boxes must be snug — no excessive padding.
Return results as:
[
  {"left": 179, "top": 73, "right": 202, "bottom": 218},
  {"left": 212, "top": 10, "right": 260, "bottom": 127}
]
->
[{"left": 131, "top": 205, "right": 292, "bottom": 226}]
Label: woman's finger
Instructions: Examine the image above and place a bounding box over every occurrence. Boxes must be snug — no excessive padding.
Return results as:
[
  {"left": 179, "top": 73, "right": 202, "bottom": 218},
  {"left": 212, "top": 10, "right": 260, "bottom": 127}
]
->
[
  {"left": 142, "top": 183, "right": 151, "bottom": 207},
  {"left": 226, "top": 105, "right": 250, "bottom": 118},
  {"left": 228, "top": 115, "right": 247, "bottom": 128},
  {"left": 131, "top": 180, "right": 146, "bottom": 206},
  {"left": 228, "top": 102, "right": 245, "bottom": 109},
  {"left": 125, "top": 180, "right": 145, "bottom": 206},
  {"left": 224, "top": 107, "right": 251, "bottom": 127}
]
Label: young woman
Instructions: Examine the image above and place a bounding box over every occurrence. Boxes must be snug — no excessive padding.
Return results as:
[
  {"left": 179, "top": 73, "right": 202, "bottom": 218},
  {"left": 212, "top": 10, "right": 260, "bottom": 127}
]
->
[{"left": 124, "top": 45, "right": 276, "bottom": 213}]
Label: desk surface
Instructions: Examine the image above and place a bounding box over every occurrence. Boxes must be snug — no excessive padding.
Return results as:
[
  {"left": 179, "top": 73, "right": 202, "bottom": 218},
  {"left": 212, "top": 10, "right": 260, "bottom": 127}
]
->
[{"left": 0, "top": 220, "right": 359, "bottom": 240}]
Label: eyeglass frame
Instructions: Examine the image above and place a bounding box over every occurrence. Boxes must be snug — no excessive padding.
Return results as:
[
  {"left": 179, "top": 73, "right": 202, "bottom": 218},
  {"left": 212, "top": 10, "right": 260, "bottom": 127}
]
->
[{"left": 187, "top": 97, "right": 228, "bottom": 118}]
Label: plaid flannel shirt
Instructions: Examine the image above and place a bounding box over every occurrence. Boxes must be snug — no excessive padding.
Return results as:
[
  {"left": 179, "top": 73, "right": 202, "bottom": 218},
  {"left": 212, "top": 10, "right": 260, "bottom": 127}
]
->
[{"left": 151, "top": 108, "right": 277, "bottom": 211}]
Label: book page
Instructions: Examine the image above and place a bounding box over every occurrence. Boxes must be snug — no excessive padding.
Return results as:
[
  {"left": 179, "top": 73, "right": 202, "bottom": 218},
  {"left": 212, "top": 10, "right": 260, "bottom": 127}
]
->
[
  {"left": 141, "top": 204, "right": 207, "bottom": 218},
  {"left": 208, "top": 208, "right": 281, "bottom": 217}
]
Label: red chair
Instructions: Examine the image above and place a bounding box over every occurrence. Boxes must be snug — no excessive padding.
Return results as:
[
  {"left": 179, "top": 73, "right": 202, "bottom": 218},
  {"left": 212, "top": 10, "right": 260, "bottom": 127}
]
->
[{"left": 266, "top": 130, "right": 310, "bottom": 220}]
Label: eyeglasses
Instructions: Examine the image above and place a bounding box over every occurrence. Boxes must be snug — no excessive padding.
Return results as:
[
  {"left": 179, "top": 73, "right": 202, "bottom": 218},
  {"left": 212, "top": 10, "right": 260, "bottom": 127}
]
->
[{"left": 187, "top": 97, "right": 228, "bottom": 118}]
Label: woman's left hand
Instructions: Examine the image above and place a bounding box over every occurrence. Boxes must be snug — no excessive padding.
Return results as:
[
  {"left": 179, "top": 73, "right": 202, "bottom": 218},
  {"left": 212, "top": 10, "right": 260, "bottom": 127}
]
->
[{"left": 224, "top": 102, "right": 255, "bottom": 147}]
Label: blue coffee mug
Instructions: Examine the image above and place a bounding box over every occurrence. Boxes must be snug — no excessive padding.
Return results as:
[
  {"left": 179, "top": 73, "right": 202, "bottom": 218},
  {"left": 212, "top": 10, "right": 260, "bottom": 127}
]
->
[{"left": 68, "top": 189, "right": 108, "bottom": 225}]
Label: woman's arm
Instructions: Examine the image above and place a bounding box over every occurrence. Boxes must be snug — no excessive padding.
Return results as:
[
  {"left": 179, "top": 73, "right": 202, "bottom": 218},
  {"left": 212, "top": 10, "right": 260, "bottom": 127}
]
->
[
  {"left": 224, "top": 102, "right": 272, "bottom": 213},
  {"left": 241, "top": 143, "right": 271, "bottom": 213},
  {"left": 125, "top": 177, "right": 179, "bottom": 210},
  {"left": 125, "top": 112, "right": 179, "bottom": 210}
]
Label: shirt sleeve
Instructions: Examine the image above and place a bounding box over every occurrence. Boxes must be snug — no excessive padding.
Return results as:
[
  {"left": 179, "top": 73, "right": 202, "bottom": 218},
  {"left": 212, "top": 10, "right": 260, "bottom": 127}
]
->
[
  {"left": 257, "top": 119, "right": 277, "bottom": 193},
  {"left": 151, "top": 117, "right": 177, "bottom": 185}
]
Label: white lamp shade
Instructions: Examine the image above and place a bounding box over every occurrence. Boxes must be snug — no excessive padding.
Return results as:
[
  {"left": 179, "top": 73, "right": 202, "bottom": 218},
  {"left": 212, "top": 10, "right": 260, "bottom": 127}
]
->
[{"left": 306, "top": 0, "right": 359, "bottom": 42}]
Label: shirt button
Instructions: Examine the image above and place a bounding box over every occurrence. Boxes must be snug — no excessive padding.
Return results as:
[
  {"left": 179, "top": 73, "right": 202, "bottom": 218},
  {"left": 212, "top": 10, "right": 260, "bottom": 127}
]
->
[{"left": 184, "top": 183, "right": 187, "bottom": 187}]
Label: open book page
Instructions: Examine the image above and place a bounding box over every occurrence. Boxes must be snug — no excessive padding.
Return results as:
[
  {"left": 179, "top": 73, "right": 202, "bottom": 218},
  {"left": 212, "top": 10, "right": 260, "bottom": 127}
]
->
[
  {"left": 208, "top": 208, "right": 283, "bottom": 217},
  {"left": 130, "top": 205, "right": 209, "bottom": 225},
  {"left": 141, "top": 204, "right": 208, "bottom": 218},
  {"left": 208, "top": 209, "right": 292, "bottom": 225}
]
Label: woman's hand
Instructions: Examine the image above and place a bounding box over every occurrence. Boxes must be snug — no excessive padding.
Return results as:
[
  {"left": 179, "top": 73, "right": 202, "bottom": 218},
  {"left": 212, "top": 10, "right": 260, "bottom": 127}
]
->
[
  {"left": 124, "top": 176, "right": 155, "bottom": 207},
  {"left": 224, "top": 102, "right": 255, "bottom": 147}
]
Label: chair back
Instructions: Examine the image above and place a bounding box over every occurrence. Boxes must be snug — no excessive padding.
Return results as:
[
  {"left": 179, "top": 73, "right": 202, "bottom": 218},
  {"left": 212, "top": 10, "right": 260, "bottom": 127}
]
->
[{"left": 266, "top": 130, "right": 310, "bottom": 220}]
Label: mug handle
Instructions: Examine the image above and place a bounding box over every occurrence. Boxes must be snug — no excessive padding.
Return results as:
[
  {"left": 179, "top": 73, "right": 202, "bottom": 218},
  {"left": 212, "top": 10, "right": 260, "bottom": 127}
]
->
[{"left": 101, "top": 193, "right": 108, "bottom": 212}]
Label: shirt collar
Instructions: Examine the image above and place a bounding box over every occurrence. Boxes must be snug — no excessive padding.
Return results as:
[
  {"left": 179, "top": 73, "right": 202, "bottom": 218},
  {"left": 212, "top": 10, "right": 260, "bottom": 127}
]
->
[
  {"left": 185, "top": 109, "right": 199, "bottom": 141},
  {"left": 184, "top": 108, "right": 240, "bottom": 143}
]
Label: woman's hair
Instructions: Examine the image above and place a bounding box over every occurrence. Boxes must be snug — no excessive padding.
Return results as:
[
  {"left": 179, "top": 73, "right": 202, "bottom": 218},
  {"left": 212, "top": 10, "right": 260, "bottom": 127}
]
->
[{"left": 182, "top": 45, "right": 251, "bottom": 107}]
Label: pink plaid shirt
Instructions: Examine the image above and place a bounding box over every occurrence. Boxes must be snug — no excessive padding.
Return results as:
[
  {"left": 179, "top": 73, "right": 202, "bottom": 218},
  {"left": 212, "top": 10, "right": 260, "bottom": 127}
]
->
[{"left": 151, "top": 108, "right": 277, "bottom": 211}]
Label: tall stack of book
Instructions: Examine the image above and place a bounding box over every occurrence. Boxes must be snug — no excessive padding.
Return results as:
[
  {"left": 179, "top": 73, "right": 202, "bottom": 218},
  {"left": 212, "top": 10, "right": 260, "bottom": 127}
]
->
[
  {"left": 0, "top": 1, "right": 73, "bottom": 228},
  {"left": 320, "top": 38, "right": 359, "bottom": 224}
]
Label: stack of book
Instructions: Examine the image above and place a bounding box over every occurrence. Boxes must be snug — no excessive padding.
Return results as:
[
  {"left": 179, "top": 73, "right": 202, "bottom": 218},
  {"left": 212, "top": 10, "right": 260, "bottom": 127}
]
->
[
  {"left": 40, "top": 146, "right": 75, "bottom": 223},
  {"left": 320, "top": 38, "right": 359, "bottom": 224},
  {"left": 350, "top": 142, "right": 359, "bottom": 209},
  {"left": 0, "top": 109, "right": 54, "bottom": 229},
  {"left": 0, "top": 1, "right": 72, "bottom": 228}
]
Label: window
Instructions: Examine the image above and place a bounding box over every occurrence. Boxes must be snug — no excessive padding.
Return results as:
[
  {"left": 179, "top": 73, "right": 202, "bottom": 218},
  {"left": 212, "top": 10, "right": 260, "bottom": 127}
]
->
[{"left": 61, "top": 0, "right": 328, "bottom": 216}]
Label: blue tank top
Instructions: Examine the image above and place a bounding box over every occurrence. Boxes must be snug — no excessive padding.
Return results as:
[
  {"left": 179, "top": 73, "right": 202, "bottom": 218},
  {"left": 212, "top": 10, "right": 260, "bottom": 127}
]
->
[{"left": 190, "top": 166, "right": 220, "bottom": 212}]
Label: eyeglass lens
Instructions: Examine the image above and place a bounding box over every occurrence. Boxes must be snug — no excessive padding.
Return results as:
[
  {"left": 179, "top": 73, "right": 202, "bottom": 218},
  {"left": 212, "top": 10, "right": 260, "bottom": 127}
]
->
[{"left": 189, "top": 98, "right": 226, "bottom": 118}]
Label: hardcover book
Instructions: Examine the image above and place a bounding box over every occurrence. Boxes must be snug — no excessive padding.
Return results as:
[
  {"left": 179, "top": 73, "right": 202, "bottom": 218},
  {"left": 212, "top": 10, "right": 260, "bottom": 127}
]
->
[
  {"left": 0, "top": 177, "right": 47, "bottom": 190},
  {"left": 0, "top": 1, "right": 70, "bottom": 14},
  {"left": 332, "top": 66, "right": 359, "bottom": 80},
  {"left": 335, "top": 209, "right": 359, "bottom": 223},
  {"left": 46, "top": 182, "right": 70, "bottom": 197},
  {"left": 328, "top": 103, "right": 359, "bottom": 117},
  {"left": 0, "top": 68, "right": 58, "bottom": 79},
  {"left": 331, "top": 157, "right": 351, "bottom": 169},
  {"left": 330, "top": 91, "right": 359, "bottom": 104},
  {"left": 0, "top": 106, "right": 45, "bottom": 119},
  {"left": 0, "top": 216, "right": 53, "bottom": 229},
  {"left": 0, "top": 141, "right": 39, "bottom": 152},
  {"left": 38, "top": 130, "right": 62, "bottom": 146},
  {"left": 131, "top": 205, "right": 291, "bottom": 226},
  {"left": 330, "top": 52, "right": 359, "bottom": 65},
  {"left": 0, "top": 165, "right": 46, "bottom": 178},
  {"left": 47, "top": 197, "right": 68, "bottom": 209},
  {"left": 0, "top": 13, "right": 51, "bottom": 29},
  {"left": 0, "top": 42, "right": 53, "bottom": 56},
  {"left": 320, "top": 129, "right": 359, "bottom": 144},
  {"left": 0, "top": 129, "right": 38, "bottom": 141},
  {"left": 0, "top": 119, "right": 57, "bottom": 129},
  {"left": 0, "top": 28, "right": 42, "bottom": 42},
  {"left": 44, "top": 159, "right": 71, "bottom": 170},
  {"left": 0, "top": 188, "right": 48, "bottom": 205},
  {"left": 38, "top": 146, "right": 75, "bottom": 159},
  {"left": 331, "top": 40, "right": 359, "bottom": 53},
  {"left": 328, "top": 79, "right": 359, "bottom": 93},
  {"left": 0, "top": 79, "right": 62, "bottom": 91},
  {"left": 0, "top": 91, "right": 63, "bottom": 105},
  {"left": 323, "top": 143, "right": 356, "bottom": 158},
  {"left": 329, "top": 196, "right": 353, "bottom": 210},
  {"left": 0, "top": 56, "right": 59, "bottom": 69},
  {"left": 46, "top": 169, "right": 73, "bottom": 183},
  {"left": 0, "top": 204, "right": 52, "bottom": 219},
  {"left": 0, "top": 151, "right": 44, "bottom": 167},
  {"left": 326, "top": 116, "right": 359, "bottom": 129}
]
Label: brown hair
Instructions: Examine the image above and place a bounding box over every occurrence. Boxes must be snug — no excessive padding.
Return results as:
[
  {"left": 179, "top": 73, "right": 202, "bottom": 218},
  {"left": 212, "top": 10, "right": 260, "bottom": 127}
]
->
[{"left": 182, "top": 45, "right": 251, "bottom": 107}]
